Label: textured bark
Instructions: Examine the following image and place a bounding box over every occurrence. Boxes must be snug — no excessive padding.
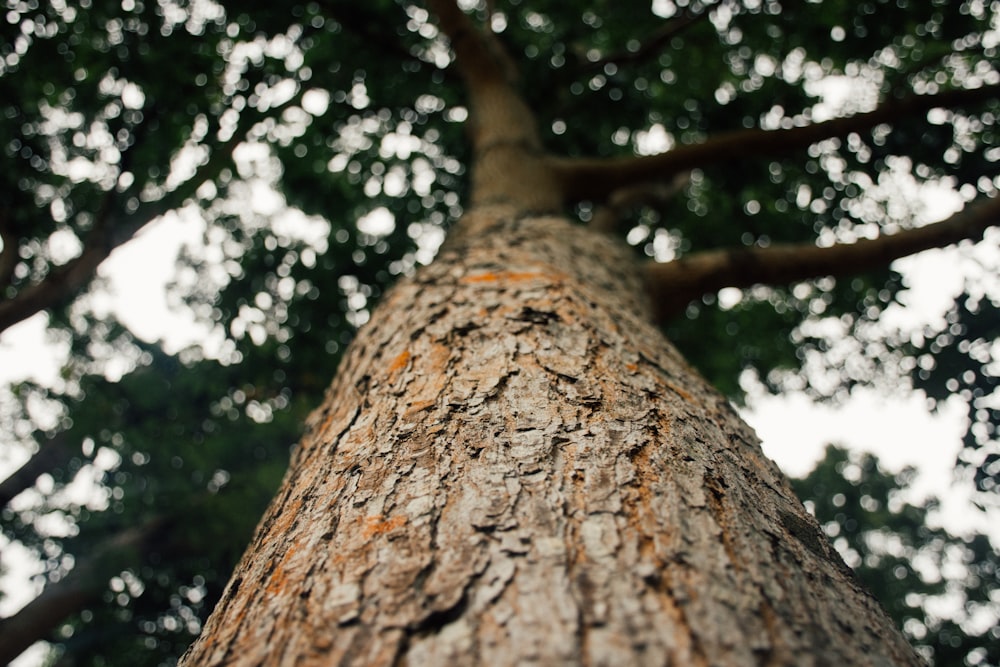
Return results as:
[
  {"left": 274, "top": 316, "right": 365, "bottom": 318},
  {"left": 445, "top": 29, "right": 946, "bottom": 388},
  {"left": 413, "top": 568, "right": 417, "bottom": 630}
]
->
[
  {"left": 177, "top": 3, "right": 930, "bottom": 664},
  {"left": 180, "top": 206, "right": 920, "bottom": 666}
]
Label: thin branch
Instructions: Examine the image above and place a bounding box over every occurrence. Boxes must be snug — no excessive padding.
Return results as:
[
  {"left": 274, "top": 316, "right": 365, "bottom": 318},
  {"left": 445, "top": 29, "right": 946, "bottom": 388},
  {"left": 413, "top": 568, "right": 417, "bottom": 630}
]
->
[
  {"left": 888, "top": 41, "right": 992, "bottom": 97},
  {"left": 552, "top": 83, "right": 1000, "bottom": 204},
  {"left": 590, "top": 173, "right": 690, "bottom": 233},
  {"left": 0, "top": 85, "right": 303, "bottom": 336},
  {"left": 312, "top": 0, "right": 432, "bottom": 74},
  {"left": 0, "top": 518, "right": 166, "bottom": 666},
  {"left": 644, "top": 196, "right": 1000, "bottom": 322},
  {"left": 0, "top": 435, "right": 75, "bottom": 508},
  {"left": 581, "top": 3, "right": 718, "bottom": 73}
]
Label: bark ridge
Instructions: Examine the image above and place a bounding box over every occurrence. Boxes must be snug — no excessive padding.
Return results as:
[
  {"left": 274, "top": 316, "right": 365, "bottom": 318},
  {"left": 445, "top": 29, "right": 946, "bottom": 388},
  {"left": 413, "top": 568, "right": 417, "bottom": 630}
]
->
[{"left": 181, "top": 210, "right": 919, "bottom": 666}]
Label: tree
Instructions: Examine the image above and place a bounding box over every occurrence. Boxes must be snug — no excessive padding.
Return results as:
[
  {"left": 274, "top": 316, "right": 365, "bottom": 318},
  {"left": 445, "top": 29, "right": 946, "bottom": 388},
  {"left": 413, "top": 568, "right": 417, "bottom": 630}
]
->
[
  {"left": 792, "top": 445, "right": 1000, "bottom": 665},
  {"left": 1, "top": 0, "right": 998, "bottom": 664},
  {"left": 172, "top": 0, "right": 992, "bottom": 664}
]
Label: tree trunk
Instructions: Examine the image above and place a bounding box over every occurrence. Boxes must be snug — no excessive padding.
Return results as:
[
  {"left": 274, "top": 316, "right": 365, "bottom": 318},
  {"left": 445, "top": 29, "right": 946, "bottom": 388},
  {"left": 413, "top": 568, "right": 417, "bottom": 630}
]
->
[
  {"left": 178, "top": 3, "right": 924, "bottom": 664},
  {"left": 179, "top": 205, "right": 920, "bottom": 666}
]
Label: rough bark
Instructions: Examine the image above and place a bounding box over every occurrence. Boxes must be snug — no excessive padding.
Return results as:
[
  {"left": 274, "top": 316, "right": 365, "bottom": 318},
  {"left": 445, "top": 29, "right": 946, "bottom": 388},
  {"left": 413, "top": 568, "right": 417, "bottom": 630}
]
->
[
  {"left": 5, "top": 1, "right": 998, "bottom": 664},
  {"left": 175, "top": 3, "right": 937, "bottom": 665},
  {"left": 179, "top": 206, "right": 920, "bottom": 666}
]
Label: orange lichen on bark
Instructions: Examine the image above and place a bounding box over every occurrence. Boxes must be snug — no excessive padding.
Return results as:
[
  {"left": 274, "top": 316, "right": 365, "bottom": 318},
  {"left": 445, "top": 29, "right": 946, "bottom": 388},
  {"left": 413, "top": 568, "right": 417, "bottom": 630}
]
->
[
  {"left": 404, "top": 398, "right": 436, "bottom": 413},
  {"left": 662, "top": 380, "right": 693, "bottom": 403},
  {"left": 404, "top": 343, "right": 451, "bottom": 409},
  {"left": 362, "top": 515, "right": 407, "bottom": 539},
  {"left": 316, "top": 411, "right": 337, "bottom": 437},
  {"left": 265, "top": 544, "right": 300, "bottom": 596},
  {"left": 461, "top": 270, "right": 561, "bottom": 284},
  {"left": 267, "top": 497, "right": 303, "bottom": 542},
  {"left": 388, "top": 350, "right": 411, "bottom": 375},
  {"left": 428, "top": 342, "right": 451, "bottom": 367}
]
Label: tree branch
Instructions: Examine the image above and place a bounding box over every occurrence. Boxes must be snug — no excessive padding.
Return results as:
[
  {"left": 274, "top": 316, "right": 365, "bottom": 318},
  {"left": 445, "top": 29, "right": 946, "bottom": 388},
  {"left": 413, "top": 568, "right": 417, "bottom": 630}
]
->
[
  {"left": 425, "top": 0, "right": 543, "bottom": 152},
  {"left": 0, "top": 213, "right": 17, "bottom": 292},
  {"left": 553, "top": 84, "right": 1000, "bottom": 203},
  {"left": 580, "top": 3, "right": 716, "bottom": 73},
  {"left": 0, "top": 518, "right": 165, "bottom": 666},
  {"left": 0, "top": 435, "right": 75, "bottom": 509},
  {"left": 0, "top": 194, "right": 127, "bottom": 336},
  {"left": 644, "top": 196, "right": 1000, "bottom": 322},
  {"left": 0, "top": 85, "right": 290, "bottom": 336}
]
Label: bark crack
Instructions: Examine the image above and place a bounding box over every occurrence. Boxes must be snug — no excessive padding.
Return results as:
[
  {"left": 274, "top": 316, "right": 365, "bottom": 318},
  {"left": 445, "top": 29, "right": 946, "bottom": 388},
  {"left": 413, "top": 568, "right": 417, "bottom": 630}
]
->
[{"left": 704, "top": 470, "right": 742, "bottom": 573}]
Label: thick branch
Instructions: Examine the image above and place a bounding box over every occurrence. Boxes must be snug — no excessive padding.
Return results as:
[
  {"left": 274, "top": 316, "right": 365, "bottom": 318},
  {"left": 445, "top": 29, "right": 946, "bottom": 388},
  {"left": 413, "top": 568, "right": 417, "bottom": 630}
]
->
[
  {"left": 0, "top": 435, "right": 75, "bottom": 508},
  {"left": 554, "top": 84, "right": 1000, "bottom": 203},
  {"left": 426, "top": 0, "right": 560, "bottom": 211},
  {"left": 644, "top": 196, "right": 1000, "bottom": 322},
  {"left": 0, "top": 518, "right": 164, "bottom": 666}
]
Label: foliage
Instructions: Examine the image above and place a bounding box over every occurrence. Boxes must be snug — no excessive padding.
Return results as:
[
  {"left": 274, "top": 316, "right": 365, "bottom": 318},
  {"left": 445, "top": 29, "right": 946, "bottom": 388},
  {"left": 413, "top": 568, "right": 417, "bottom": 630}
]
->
[
  {"left": 914, "top": 290, "right": 1000, "bottom": 510},
  {"left": 0, "top": 0, "right": 997, "bottom": 664},
  {"left": 793, "top": 445, "right": 1000, "bottom": 666}
]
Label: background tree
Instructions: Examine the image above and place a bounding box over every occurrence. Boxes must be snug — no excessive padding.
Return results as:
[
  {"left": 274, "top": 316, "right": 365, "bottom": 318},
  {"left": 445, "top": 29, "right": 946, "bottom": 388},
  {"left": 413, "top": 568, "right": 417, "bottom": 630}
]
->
[
  {"left": 793, "top": 446, "right": 1000, "bottom": 665},
  {"left": 0, "top": 0, "right": 997, "bottom": 664}
]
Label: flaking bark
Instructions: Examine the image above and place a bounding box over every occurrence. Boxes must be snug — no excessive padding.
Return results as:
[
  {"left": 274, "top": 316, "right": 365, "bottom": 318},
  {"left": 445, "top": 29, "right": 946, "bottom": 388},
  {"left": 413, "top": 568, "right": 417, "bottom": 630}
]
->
[
  {"left": 5, "top": 2, "right": 999, "bottom": 663},
  {"left": 180, "top": 206, "right": 920, "bottom": 666},
  {"left": 179, "top": 3, "right": 929, "bottom": 664}
]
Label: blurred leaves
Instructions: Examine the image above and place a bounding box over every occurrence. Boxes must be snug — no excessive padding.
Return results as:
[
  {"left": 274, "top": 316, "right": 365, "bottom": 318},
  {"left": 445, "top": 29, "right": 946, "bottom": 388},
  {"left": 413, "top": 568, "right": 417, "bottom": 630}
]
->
[
  {"left": 794, "top": 445, "right": 1000, "bottom": 666},
  {"left": 914, "top": 290, "right": 1000, "bottom": 510}
]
